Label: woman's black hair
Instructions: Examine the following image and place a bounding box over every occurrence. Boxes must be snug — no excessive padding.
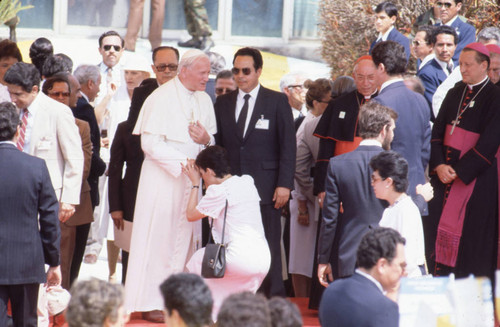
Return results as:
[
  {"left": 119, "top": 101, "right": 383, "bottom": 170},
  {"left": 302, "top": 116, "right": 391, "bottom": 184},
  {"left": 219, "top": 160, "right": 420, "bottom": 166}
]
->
[{"left": 195, "top": 145, "right": 231, "bottom": 178}]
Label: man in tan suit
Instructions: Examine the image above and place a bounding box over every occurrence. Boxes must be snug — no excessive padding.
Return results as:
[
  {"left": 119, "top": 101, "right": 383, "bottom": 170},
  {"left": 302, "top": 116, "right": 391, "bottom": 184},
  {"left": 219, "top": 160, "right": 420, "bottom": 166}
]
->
[{"left": 4, "top": 62, "right": 83, "bottom": 222}]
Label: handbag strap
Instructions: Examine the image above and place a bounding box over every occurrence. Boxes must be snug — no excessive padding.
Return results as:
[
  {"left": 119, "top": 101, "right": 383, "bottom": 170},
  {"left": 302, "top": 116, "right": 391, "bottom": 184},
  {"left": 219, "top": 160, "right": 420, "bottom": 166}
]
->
[{"left": 208, "top": 199, "right": 228, "bottom": 244}]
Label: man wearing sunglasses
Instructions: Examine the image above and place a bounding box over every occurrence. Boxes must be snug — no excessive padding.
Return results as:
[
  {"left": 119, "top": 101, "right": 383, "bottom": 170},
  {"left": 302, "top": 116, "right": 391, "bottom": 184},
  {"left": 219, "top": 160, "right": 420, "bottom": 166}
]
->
[
  {"left": 214, "top": 47, "right": 296, "bottom": 298},
  {"left": 434, "top": 0, "right": 475, "bottom": 64},
  {"left": 412, "top": 25, "right": 436, "bottom": 72}
]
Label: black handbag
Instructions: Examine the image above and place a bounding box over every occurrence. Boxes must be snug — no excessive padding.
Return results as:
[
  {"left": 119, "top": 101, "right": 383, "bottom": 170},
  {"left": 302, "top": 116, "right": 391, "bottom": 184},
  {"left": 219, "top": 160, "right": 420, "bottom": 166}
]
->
[{"left": 201, "top": 199, "right": 228, "bottom": 278}]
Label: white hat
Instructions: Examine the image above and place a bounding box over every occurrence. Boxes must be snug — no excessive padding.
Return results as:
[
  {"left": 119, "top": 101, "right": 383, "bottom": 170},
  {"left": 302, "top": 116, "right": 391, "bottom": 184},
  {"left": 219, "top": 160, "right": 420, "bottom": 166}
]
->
[
  {"left": 123, "top": 53, "right": 152, "bottom": 73},
  {"left": 47, "top": 286, "right": 71, "bottom": 316}
]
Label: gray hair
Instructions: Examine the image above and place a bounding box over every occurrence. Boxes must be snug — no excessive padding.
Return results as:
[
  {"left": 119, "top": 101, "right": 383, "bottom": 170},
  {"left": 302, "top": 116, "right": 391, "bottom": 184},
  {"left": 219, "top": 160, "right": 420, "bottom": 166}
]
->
[
  {"left": 179, "top": 49, "right": 209, "bottom": 71},
  {"left": 66, "top": 279, "right": 124, "bottom": 327},
  {"left": 74, "top": 64, "right": 100, "bottom": 85},
  {"left": 478, "top": 27, "right": 500, "bottom": 45},
  {"left": 279, "top": 72, "right": 304, "bottom": 93}
]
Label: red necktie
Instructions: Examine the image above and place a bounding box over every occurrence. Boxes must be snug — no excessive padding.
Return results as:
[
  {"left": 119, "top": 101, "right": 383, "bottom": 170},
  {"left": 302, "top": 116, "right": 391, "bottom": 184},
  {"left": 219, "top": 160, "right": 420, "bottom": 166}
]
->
[{"left": 16, "top": 108, "right": 28, "bottom": 151}]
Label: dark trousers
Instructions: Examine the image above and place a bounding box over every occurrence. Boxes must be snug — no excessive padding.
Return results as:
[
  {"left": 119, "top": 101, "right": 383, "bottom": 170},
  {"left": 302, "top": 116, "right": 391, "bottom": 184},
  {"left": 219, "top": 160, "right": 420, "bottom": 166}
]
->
[
  {"left": 257, "top": 204, "right": 286, "bottom": 297},
  {"left": 70, "top": 222, "right": 91, "bottom": 286},
  {"left": 0, "top": 284, "right": 39, "bottom": 327}
]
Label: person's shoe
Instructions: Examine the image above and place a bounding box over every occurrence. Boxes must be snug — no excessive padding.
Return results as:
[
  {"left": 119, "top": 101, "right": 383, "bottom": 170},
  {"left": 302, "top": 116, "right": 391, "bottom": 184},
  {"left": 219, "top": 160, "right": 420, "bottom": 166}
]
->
[
  {"left": 83, "top": 254, "right": 97, "bottom": 264},
  {"left": 178, "top": 37, "right": 201, "bottom": 48},
  {"left": 199, "top": 36, "right": 215, "bottom": 52},
  {"left": 143, "top": 310, "right": 165, "bottom": 323}
]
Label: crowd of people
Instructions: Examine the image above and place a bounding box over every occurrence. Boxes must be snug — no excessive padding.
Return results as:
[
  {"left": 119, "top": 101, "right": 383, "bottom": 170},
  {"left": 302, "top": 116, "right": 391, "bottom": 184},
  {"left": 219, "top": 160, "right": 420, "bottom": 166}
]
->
[{"left": 1, "top": 0, "right": 500, "bottom": 326}]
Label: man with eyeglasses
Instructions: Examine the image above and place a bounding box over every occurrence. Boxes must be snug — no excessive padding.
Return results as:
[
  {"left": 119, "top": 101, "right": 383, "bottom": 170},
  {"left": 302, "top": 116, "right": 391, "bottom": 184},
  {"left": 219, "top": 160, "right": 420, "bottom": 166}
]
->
[
  {"left": 214, "top": 70, "right": 236, "bottom": 99},
  {"left": 417, "top": 25, "right": 458, "bottom": 118},
  {"left": 434, "top": 0, "right": 475, "bottom": 64},
  {"left": 412, "top": 25, "right": 436, "bottom": 72},
  {"left": 41, "top": 73, "right": 93, "bottom": 293},
  {"left": 95, "top": 31, "right": 125, "bottom": 120},
  {"left": 214, "top": 47, "right": 296, "bottom": 298},
  {"left": 279, "top": 72, "right": 307, "bottom": 123}
]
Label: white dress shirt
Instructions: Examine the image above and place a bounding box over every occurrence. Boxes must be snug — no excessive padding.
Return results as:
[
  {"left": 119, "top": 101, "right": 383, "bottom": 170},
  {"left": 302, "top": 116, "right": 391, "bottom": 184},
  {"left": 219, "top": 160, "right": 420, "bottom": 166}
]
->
[{"left": 235, "top": 84, "right": 260, "bottom": 136}]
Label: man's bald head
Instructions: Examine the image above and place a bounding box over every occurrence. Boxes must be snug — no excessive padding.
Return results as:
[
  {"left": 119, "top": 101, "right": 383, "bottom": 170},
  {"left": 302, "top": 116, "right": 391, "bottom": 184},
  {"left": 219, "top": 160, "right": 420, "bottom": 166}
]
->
[{"left": 353, "top": 58, "right": 377, "bottom": 97}]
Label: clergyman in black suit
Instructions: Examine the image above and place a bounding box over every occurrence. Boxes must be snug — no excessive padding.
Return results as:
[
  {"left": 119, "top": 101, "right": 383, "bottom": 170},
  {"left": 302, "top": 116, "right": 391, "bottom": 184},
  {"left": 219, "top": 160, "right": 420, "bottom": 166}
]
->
[
  {"left": 214, "top": 47, "right": 296, "bottom": 297},
  {"left": 319, "top": 227, "right": 405, "bottom": 327},
  {"left": 0, "top": 102, "right": 61, "bottom": 326},
  {"left": 70, "top": 64, "right": 107, "bottom": 285},
  {"left": 317, "top": 101, "right": 397, "bottom": 287},
  {"left": 108, "top": 46, "right": 179, "bottom": 285}
]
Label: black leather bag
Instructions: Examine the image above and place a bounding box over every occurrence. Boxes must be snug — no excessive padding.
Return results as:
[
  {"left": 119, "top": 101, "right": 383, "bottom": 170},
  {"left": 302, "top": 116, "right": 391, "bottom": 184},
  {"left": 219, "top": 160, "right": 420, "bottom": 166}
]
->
[{"left": 201, "top": 200, "right": 228, "bottom": 279}]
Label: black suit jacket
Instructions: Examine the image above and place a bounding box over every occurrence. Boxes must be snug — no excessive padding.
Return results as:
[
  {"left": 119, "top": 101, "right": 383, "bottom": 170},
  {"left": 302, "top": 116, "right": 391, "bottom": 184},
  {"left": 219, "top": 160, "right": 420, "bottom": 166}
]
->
[
  {"left": 108, "top": 78, "right": 158, "bottom": 221},
  {"left": 72, "top": 97, "right": 106, "bottom": 207},
  {"left": 0, "top": 143, "right": 60, "bottom": 284},
  {"left": 319, "top": 272, "right": 399, "bottom": 327},
  {"left": 214, "top": 86, "right": 296, "bottom": 204},
  {"left": 318, "top": 145, "right": 386, "bottom": 278}
]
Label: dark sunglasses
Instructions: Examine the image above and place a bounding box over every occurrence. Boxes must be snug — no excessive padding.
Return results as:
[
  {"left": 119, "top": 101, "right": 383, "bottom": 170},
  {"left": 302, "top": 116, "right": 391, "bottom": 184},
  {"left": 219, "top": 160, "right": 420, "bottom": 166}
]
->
[
  {"left": 103, "top": 45, "right": 122, "bottom": 52},
  {"left": 412, "top": 40, "right": 424, "bottom": 46},
  {"left": 48, "top": 91, "right": 70, "bottom": 97},
  {"left": 155, "top": 64, "right": 178, "bottom": 72},
  {"left": 436, "top": 2, "right": 453, "bottom": 9},
  {"left": 231, "top": 67, "right": 252, "bottom": 76},
  {"left": 215, "top": 87, "right": 234, "bottom": 95}
]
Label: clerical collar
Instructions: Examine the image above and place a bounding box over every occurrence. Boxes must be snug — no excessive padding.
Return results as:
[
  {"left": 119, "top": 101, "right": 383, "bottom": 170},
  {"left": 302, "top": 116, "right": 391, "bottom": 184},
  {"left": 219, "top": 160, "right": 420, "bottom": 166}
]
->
[
  {"left": 357, "top": 89, "right": 377, "bottom": 100},
  {"left": 444, "top": 15, "right": 459, "bottom": 27},
  {"left": 355, "top": 269, "right": 384, "bottom": 294},
  {"left": 467, "top": 76, "right": 489, "bottom": 90},
  {"left": 380, "top": 78, "right": 403, "bottom": 93},
  {"left": 377, "top": 26, "right": 394, "bottom": 42}
]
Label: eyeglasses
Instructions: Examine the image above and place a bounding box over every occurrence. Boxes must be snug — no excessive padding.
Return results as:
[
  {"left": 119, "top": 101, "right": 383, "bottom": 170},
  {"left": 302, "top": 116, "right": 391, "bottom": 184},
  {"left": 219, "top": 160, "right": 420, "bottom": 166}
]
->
[
  {"left": 371, "top": 175, "right": 385, "bottom": 183},
  {"left": 288, "top": 84, "right": 303, "bottom": 90},
  {"left": 435, "top": 2, "right": 453, "bottom": 9},
  {"left": 48, "top": 91, "right": 70, "bottom": 98},
  {"left": 155, "top": 64, "right": 178, "bottom": 72},
  {"left": 215, "top": 87, "right": 235, "bottom": 95},
  {"left": 231, "top": 67, "right": 252, "bottom": 76},
  {"left": 102, "top": 45, "right": 122, "bottom": 52},
  {"left": 412, "top": 40, "right": 424, "bottom": 46}
]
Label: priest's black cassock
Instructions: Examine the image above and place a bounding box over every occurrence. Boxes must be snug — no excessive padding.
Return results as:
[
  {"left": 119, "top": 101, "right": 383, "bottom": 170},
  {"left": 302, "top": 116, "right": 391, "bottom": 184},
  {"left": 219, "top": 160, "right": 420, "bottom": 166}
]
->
[{"left": 428, "top": 77, "right": 500, "bottom": 282}]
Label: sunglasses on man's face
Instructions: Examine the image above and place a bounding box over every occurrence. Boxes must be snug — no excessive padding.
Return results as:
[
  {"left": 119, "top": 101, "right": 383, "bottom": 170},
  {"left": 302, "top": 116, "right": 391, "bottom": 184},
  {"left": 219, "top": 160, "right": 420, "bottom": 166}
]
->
[
  {"left": 435, "top": 2, "right": 453, "bottom": 9},
  {"left": 102, "top": 45, "right": 122, "bottom": 52},
  {"left": 231, "top": 67, "right": 252, "bottom": 76},
  {"left": 48, "top": 91, "right": 70, "bottom": 98},
  {"left": 155, "top": 64, "right": 178, "bottom": 72}
]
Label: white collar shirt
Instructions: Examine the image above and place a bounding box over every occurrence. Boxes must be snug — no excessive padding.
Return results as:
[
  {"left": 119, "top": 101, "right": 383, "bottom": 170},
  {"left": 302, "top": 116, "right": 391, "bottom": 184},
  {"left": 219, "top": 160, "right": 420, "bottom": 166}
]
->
[{"left": 235, "top": 84, "right": 260, "bottom": 136}]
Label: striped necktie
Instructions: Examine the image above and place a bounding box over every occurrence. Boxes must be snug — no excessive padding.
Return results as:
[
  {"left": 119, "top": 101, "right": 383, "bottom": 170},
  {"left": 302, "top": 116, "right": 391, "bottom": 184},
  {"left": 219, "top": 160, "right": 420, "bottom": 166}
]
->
[{"left": 16, "top": 108, "right": 28, "bottom": 151}]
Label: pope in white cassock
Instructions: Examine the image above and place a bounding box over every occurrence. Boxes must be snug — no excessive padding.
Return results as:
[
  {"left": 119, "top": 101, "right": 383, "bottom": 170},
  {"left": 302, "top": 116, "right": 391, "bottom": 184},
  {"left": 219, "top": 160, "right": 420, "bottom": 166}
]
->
[{"left": 124, "top": 49, "right": 216, "bottom": 319}]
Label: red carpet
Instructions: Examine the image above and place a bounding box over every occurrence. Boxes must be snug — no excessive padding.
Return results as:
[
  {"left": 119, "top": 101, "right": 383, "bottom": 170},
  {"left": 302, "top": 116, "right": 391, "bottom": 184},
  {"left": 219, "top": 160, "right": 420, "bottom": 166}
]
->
[
  {"left": 124, "top": 298, "right": 319, "bottom": 326},
  {"left": 53, "top": 297, "right": 319, "bottom": 326}
]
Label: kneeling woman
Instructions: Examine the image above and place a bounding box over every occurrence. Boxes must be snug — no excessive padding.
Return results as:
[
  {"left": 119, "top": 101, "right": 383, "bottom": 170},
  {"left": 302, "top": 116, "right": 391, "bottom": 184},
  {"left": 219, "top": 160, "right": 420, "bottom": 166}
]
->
[{"left": 182, "top": 146, "right": 271, "bottom": 320}]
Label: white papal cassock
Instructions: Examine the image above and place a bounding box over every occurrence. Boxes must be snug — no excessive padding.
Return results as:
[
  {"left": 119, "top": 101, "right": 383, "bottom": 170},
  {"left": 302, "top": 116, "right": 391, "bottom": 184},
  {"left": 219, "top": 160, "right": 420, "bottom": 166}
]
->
[{"left": 125, "top": 76, "right": 216, "bottom": 312}]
